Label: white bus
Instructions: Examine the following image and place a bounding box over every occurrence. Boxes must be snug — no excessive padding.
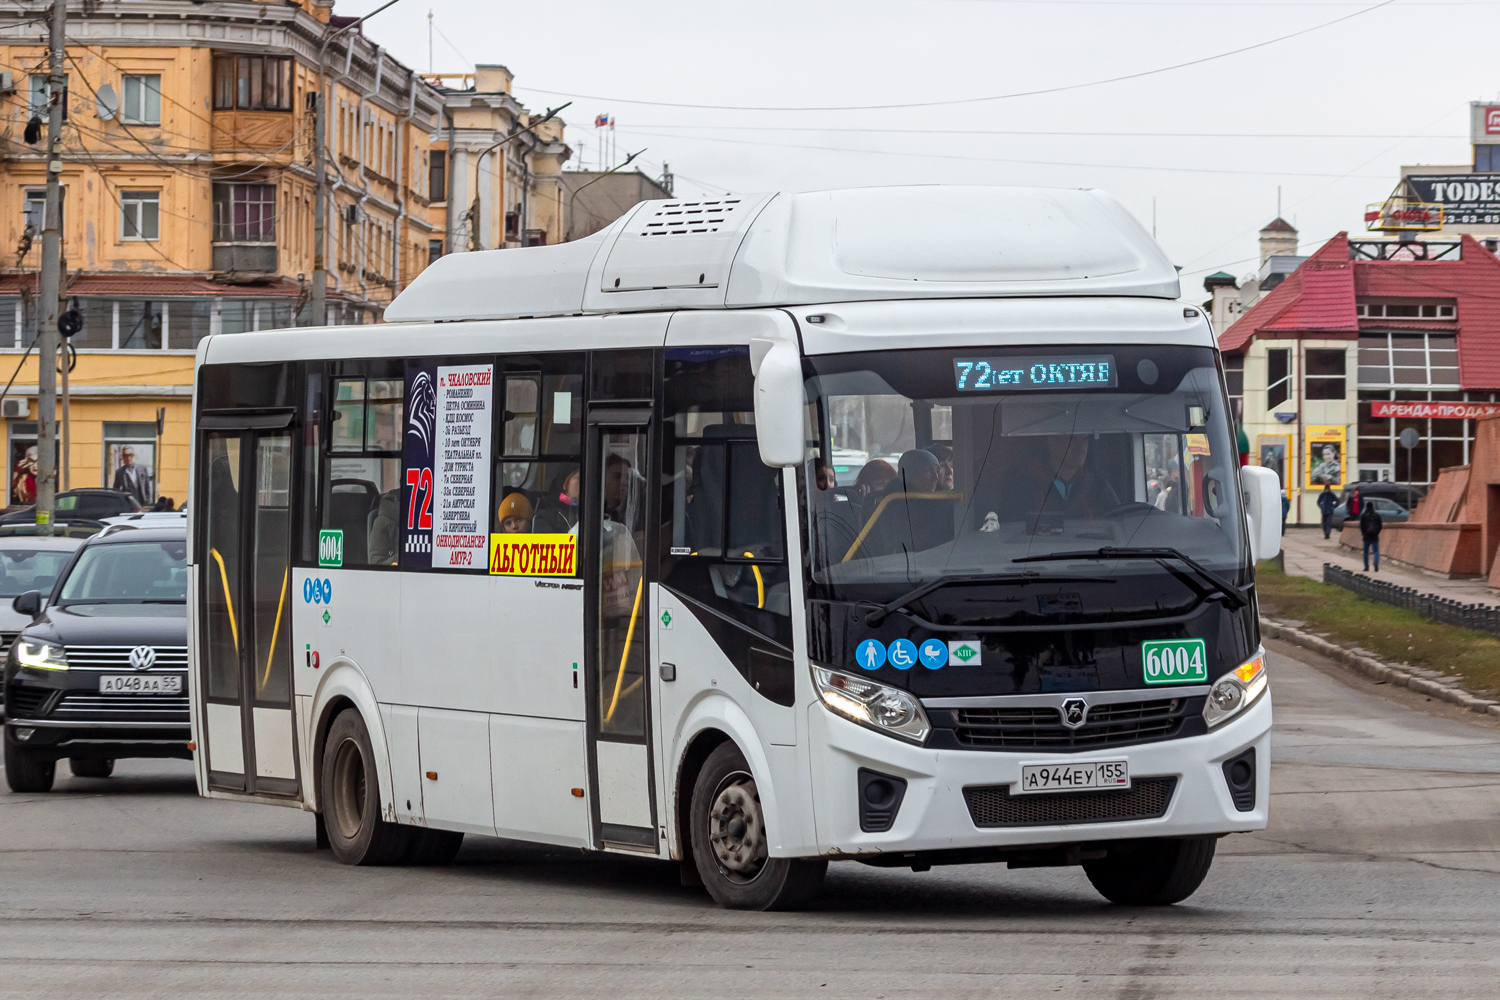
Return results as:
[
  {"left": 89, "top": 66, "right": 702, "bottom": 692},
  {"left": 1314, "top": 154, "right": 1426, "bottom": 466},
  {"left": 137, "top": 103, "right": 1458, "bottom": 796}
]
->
[{"left": 188, "top": 186, "right": 1281, "bottom": 910}]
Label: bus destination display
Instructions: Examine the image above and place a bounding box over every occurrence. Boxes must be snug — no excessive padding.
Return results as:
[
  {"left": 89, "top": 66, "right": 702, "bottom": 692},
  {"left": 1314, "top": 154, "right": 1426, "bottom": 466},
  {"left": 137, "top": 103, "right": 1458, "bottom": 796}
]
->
[{"left": 954, "top": 356, "right": 1116, "bottom": 392}]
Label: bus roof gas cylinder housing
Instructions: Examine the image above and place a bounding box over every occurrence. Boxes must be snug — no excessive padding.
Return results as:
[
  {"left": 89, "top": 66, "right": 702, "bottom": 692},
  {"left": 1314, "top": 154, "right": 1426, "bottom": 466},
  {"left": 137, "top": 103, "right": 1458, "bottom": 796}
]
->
[{"left": 383, "top": 186, "right": 1179, "bottom": 324}]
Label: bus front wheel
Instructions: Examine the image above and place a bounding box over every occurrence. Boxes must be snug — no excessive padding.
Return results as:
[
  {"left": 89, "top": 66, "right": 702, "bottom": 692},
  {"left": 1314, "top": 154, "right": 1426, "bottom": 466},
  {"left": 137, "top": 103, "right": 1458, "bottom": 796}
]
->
[
  {"left": 320, "top": 709, "right": 411, "bottom": 865},
  {"left": 1082, "top": 836, "right": 1217, "bottom": 905},
  {"left": 689, "top": 742, "right": 826, "bottom": 910}
]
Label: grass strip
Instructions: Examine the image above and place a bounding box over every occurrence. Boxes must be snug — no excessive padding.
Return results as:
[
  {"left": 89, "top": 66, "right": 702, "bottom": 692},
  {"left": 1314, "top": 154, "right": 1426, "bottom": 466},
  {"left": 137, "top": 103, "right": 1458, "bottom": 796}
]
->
[{"left": 1255, "top": 560, "right": 1500, "bottom": 698}]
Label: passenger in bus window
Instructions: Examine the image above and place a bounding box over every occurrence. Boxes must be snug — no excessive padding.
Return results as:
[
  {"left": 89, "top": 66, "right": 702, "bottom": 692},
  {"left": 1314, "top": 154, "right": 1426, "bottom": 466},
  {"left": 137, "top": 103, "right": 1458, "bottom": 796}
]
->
[
  {"left": 532, "top": 467, "right": 581, "bottom": 533},
  {"left": 497, "top": 492, "right": 533, "bottom": 534},
  {"left": 367, "top": 489, "right": 401, "bottom": 565},
  {"left": 928, "top": 443, "right": 955, "bottom": 491},
  {"left": 860, "top": 450, "right": 956, "bottom": 557},
  {"left": 604, "top": 453, "right": 644, "bottom": 527}
]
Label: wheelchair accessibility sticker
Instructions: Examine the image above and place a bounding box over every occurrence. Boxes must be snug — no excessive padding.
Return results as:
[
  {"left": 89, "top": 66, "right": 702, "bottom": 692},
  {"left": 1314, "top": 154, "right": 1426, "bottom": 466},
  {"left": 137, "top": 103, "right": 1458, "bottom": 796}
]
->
[
  {"left": 857, "top": 637, "right": 953, "bottom": 671},
  {"left": 302, "top": 577, "right": 333, "bottom": 626}
]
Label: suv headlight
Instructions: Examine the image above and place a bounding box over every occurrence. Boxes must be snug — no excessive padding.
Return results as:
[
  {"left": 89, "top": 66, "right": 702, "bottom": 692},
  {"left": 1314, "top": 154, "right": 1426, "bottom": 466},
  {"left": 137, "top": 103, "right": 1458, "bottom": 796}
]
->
[
  {"left": 813, "top": 665, "right": 930, "bottom": 744},
  {"left": 1203, "top": 649, "right": 1267, "bottom": 727},
  {"left": 14, "top": 639, "right": 68, "bottom": 671}
]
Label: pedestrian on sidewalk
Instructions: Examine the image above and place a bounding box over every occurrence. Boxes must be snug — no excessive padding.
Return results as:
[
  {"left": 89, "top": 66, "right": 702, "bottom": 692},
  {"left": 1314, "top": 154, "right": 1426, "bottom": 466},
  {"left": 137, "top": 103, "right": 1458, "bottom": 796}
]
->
[
  {"left": 1348, "top": 487, "right": 1362, "bottom": 518},
  {"left": 1280, "top": 490, "right": 1289, "bottom": 536},
  {"left": 1317, "top": 484, "right": 1338, "bottom": 539},
  {"left": 1360, "top": 499, "right": 1383, "bottom": 572}
]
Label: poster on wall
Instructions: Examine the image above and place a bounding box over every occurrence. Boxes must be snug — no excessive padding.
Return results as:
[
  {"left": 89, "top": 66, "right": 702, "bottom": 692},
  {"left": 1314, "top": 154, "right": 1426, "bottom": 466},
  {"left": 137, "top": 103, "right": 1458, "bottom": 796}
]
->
[
  {"left": 1257, "top": 435, "right": 1290, "bottom": 491},
  {"left": 1304, "top": 425, "right": 1346, "bottom": 490},
  {"left": 400, "top": 363, "right": 493, "bottom": 570}
]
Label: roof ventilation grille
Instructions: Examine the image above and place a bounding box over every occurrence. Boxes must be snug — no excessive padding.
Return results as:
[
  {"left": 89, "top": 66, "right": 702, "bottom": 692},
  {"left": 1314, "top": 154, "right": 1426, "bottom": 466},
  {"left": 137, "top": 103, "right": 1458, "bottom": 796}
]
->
[{"left": 639, "top": 199, "right": 743, "bottom": 237}]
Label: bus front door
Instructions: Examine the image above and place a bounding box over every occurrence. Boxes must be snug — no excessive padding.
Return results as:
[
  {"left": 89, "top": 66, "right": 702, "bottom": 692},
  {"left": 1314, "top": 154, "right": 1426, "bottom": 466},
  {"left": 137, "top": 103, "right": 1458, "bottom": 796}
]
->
[
  {"left": 586, "top": 417, "right": 658, "bottom": 850},
  {"left": 199, "top": 421, "right": 300, "bottom": 798}
]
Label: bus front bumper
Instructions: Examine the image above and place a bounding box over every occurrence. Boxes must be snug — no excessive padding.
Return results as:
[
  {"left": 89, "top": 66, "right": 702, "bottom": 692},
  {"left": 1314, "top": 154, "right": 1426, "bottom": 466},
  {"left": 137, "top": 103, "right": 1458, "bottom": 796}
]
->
[{"left": 804, "top": 690, "right": 1271, "bottom": 857}]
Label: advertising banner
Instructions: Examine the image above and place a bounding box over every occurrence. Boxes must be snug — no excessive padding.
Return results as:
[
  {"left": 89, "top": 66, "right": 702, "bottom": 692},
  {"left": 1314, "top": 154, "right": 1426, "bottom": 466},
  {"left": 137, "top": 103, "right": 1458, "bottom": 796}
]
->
[
  {"left": 1370, "top": 400, "right": 1500, "bottom": 420},
  {"left": 402, "top": 363, "right": 493, "bottom": 570},
  {"left": 1405, "top": 175, "right": 1500, "bottom": 226},
  {"left": 1305, "top": 425, "right": 1346, "bottom": 489}
]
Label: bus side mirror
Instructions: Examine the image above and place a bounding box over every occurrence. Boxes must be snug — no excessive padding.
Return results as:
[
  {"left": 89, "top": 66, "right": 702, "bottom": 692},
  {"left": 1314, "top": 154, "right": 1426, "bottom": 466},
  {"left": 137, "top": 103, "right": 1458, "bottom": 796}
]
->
[
  {"left": 750, "top": 337, "right": 805, "bottom": 468},
  {"left": 11, "top": 589, "right": 40, "bottom": 618},
  {"left": 1240, "top": 466, "right": 1281, "bottom": 563}
]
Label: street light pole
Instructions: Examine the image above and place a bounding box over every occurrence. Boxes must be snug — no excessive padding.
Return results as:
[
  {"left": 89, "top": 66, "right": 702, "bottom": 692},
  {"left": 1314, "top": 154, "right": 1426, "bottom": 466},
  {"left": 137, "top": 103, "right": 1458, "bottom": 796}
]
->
[{"left": 36, "top": 0, "right": 67, "bottom": 535}]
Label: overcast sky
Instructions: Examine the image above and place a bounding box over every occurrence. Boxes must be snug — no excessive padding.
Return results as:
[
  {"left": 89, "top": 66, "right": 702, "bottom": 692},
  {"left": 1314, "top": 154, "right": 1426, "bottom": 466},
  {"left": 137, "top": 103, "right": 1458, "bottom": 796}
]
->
[{"left": 342, "top": 0, "right": 1499, "bottom": 301}]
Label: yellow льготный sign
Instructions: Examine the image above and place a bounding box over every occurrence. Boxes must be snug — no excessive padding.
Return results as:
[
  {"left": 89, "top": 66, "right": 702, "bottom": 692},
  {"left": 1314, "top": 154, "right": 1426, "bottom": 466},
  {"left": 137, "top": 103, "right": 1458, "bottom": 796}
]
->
[{"left": 489, "top": 533, "right": 577, "bottom": 576}]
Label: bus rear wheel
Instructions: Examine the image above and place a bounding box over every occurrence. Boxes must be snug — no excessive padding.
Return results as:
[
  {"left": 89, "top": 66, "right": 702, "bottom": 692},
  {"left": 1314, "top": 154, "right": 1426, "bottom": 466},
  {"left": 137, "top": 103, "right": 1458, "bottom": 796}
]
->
[
  {"left": 320, "top": 709, "right": 411, "bottom": 865},
  {"left": 1083, "top": 836, "right": 1217, "bottom": 905},
  {"left": 689, "top": 742, "right": 826, "bottom": 910}
]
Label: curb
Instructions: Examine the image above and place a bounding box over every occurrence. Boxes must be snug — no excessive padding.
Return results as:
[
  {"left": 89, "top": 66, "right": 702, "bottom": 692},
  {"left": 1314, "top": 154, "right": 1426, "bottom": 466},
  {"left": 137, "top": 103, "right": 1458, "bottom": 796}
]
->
[{"left": 1260, "top": 617, "right": 1500, "bottom": 718}]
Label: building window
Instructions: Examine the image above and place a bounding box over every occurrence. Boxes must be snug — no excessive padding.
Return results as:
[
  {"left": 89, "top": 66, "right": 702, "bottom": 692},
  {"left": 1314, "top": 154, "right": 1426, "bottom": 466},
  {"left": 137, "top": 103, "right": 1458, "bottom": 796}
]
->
[
  {"left": 212, "top": 55, "right": 292, "bottom": 111},
  {"left": 120, "top": 191, "right": 160, "bottom": 241},
  {"left": 28, "top": 73, "right": 67, "bottom": 121},
  {"left": 429, "top": 150, "right": 446, "bottom": 201},
  {"left": 1477, "top": 144, "right": 1499, "bottom": 172},
  {"left": 1266, "top": 348, "right": 1292, "bottom": 410},
  {"left": 1304, "top": 348, "right": 1346, "bottom": 400},
  {"left": 212, "top": 184, "right": 276, "bottom": 242},
  {"left": 122, "top": 74, "right": 161, "bottom": 125},
  {"left": 1356, "top": 302, "right": 1455, "bottom": 319},
  {"left": 1357, "top": 333, "right": 1459, "bottom": 388},
  {"left": 22, "top": 186, "right": 63, "bottom": 235},
  {"left": 428, "top": 239, "right": 444, "bottom": 265}
]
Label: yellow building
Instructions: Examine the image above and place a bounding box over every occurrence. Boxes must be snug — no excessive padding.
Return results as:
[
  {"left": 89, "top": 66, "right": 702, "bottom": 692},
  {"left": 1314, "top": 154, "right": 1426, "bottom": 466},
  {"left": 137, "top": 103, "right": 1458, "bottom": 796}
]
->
[{"left": 0, "top": 0, "right": 573, "bottom": 507}]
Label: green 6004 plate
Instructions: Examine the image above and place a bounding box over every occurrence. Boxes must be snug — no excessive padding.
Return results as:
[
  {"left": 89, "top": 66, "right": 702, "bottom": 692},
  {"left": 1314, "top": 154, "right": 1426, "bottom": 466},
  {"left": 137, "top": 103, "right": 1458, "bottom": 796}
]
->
[{"left": 1141, "top": 638, "right": 1208, "bottom": 685}]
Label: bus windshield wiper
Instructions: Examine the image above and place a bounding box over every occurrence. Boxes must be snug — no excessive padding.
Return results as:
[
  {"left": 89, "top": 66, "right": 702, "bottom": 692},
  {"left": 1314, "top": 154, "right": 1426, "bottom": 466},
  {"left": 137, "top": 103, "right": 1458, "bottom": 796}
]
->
[
  {"left": 863, "top": 571, "right": 1114, "bottom": 627},
  {"left": 1012, "top": 546, "right": 1247, "bottom": 610}
]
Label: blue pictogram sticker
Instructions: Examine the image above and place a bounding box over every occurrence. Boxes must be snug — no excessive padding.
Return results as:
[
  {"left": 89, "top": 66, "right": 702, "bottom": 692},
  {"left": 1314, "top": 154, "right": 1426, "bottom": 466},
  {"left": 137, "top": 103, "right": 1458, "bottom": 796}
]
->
[
  {"left": 918, "top": 639, "right": 948, "bottom": 669},
  {"left": 856, "top": 639, "right": 887, "bottom": 671},
  {"left": 302, "top": 578, "right": 333, "bottom": 605},
  {"left": 887, "top": 638, "right": 918, "bottom": 670}
]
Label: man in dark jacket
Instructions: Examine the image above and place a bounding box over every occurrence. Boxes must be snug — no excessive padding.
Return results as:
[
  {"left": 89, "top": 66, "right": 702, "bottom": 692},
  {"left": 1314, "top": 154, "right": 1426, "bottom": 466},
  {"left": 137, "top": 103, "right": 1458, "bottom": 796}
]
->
[
  {"left": 1317, "top": 484, "right": 1338, "bottom": 539},
  {"left": 1360, "top": 501, "right": 1383, "bottom": 572}
]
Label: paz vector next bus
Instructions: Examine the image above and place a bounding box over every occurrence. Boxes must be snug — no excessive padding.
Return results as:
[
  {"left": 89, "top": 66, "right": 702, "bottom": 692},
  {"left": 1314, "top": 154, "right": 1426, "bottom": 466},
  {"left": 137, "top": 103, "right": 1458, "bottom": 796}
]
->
[{"left": 187, "top": 186, "right": 1281, "bottom": 910}]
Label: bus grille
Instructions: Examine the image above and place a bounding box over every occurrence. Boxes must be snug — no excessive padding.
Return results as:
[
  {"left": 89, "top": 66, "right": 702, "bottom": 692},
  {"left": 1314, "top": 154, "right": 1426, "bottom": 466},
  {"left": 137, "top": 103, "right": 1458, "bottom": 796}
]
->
[
  {"left": 950, "top": 698, "right": 1197, "bottom": 752},
  {"left": 963, "top": 777, "right": 1178, "bottom": 828}
]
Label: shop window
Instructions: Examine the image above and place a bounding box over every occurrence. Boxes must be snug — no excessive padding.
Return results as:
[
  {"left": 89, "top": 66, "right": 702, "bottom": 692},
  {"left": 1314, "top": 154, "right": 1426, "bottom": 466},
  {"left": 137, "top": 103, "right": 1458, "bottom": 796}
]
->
[
  {"left": 1266, "top": 348, "right": 1291, "bottom": 410},
  {"left": 1304, "top": 349, "right": 1346, "bottom": 400}
]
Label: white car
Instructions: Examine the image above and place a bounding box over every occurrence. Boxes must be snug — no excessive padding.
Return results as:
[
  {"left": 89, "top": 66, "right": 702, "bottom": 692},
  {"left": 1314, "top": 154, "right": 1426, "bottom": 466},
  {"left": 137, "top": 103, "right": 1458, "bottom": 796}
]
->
[{"left": 99, "top": 510, "right": 188, "bottom": 531}]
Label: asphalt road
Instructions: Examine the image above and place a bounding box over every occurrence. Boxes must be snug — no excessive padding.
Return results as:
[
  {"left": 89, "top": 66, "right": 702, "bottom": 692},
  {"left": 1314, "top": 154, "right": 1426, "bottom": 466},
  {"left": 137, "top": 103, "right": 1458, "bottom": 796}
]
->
[{"left": 3, "top": 646, "right": 1499, "bottom": 999}]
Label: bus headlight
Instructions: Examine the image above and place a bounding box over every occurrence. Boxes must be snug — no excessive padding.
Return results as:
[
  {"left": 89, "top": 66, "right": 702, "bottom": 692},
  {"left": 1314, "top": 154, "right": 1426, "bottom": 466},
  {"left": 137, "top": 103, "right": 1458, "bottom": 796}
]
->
[
  {"left": 813, "top": 665, "right": 930, "bottom": 744},
  {"left": 15, "top": 639, "right": 68, "bottom": 671},
  {"left": 1203, "top": 650, "right": 1266, "bottom": 728}
]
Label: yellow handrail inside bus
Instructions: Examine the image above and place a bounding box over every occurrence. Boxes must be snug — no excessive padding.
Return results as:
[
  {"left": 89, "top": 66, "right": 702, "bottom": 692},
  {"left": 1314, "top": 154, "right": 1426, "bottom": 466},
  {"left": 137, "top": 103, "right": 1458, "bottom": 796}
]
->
[
  {"left": 208, "top": 548, "right": 239, "bottom": 652},
  {"left": 260, "top": 567, "right": 288, "bottom": 692},
  {"left": 744, "top": 552, "right": 764, "bottom": 609},
  {"left": 604, "top": 576, "right": 644, "bottom": 725},
  {"left": 841, "top": 491, "right": 964, "bottom": 563}
]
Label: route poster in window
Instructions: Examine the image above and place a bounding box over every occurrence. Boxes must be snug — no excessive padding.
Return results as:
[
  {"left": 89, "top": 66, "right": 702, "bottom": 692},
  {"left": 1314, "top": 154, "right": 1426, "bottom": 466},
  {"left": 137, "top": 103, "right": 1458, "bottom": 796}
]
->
[{"left": 433, "top": 364, "right": 493, "bottom": 569}]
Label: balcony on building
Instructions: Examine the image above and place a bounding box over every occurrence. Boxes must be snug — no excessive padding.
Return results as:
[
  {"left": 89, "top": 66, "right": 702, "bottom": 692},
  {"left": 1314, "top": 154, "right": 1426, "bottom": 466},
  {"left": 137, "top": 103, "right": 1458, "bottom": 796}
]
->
[
  {"left": 212, "top": 183, "right": 277, "bottom": 277},
  {"left": 211, "top": 53, "right": 296, "bottom": 151}
]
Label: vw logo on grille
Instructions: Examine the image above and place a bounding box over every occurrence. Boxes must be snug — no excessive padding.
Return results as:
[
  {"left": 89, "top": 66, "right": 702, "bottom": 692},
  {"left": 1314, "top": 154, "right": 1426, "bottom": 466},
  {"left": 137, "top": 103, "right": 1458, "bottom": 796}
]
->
[
  {"left": 128, "top": 645, "right": 157, "bottom": 671},
  {"left": 1060, "top": 697, "right": 1089, "bottom": 730}
]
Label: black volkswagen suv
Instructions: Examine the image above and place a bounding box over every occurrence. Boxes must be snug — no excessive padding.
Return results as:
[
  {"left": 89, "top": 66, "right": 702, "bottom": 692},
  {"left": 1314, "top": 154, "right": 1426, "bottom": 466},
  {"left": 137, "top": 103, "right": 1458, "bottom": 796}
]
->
[{"left": 3, "top": 527, "right": 188, "bottom": 792}]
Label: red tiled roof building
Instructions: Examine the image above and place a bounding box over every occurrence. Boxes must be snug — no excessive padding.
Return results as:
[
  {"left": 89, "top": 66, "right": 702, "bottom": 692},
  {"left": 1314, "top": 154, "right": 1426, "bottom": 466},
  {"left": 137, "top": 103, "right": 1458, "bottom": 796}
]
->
[{"left": 1219, "top": 231, "right": 1500, "bottom": 523}]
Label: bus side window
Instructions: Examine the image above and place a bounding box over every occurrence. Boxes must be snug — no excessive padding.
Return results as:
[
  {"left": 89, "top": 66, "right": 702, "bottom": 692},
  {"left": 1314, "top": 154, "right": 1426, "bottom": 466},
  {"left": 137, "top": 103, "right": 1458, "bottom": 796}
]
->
[
  {"left": 323, "top": 375, "right": 403, "bottom": 566},
  {"left": 662, "top": 347, "right": 791, "bottom": 647},
  {"left": 494, "top": 368, "right": 583, "bottom": 542}
]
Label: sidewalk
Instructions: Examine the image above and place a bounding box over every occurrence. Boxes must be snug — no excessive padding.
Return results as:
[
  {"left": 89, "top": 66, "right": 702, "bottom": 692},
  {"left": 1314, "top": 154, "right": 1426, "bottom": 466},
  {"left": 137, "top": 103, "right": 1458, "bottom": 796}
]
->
[{"left": 1279, "top": 526, "right": 1500, "bottom": 606}]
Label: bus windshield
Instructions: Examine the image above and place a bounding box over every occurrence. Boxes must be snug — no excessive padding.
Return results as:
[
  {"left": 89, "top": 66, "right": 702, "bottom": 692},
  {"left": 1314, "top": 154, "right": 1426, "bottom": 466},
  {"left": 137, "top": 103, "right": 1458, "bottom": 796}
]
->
[{"left": 804, "top": 344, "right": 1247, "bottom": 602}]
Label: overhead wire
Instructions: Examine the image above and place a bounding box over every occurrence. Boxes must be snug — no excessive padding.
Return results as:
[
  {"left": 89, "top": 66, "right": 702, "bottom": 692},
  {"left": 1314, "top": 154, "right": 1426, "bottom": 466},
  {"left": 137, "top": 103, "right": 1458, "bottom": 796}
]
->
[{"left": 512, "top": 0, "right": 1397, "bottom": 112}]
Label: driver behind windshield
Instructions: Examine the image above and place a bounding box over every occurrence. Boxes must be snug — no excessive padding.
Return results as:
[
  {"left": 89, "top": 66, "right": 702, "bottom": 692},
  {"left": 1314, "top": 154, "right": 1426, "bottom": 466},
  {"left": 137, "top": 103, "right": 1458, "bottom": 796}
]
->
[{"left": 1022, "top": 435, "right": 1122, "bottom": 522}]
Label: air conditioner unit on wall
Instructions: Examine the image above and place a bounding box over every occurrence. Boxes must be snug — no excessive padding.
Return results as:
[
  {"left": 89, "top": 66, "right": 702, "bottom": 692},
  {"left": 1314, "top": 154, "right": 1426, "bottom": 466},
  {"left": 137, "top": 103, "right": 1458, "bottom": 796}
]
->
[{"left": 2, "top": 397, "right": 29, "bottom": 419}]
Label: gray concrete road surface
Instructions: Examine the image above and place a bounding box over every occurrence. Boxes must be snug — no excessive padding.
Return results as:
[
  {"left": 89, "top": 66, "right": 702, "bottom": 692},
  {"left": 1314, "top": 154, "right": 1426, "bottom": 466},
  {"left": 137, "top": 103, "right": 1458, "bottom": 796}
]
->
[{"left": 2, "top": 645, "right": 1499, "bottom": 999}]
